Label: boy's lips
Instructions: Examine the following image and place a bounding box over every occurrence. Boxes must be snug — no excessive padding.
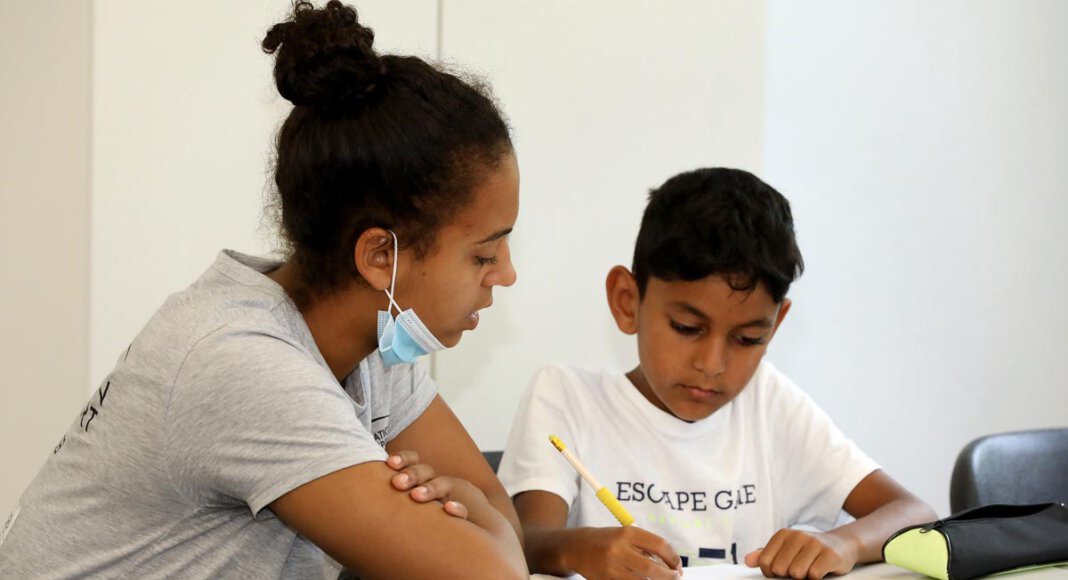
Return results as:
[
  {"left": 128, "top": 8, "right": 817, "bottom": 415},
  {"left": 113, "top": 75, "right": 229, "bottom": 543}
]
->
[{"left": 678, "top": 384, "right": 724, "bottom": 401}]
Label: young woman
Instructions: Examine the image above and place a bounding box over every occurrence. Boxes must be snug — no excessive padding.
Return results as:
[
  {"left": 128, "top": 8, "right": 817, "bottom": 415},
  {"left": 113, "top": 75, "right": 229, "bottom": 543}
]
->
[{"left": 0, "top": 2, "right": 526, "bottom": 578}]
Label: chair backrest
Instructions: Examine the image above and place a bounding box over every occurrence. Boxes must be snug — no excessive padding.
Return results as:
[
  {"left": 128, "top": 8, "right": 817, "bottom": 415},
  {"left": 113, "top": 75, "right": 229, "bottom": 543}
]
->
[
  {"left": 949, "top": 427, "right": 1068, "bottom": 513},
  {"left": 482, "top": 450, "right": 504, "bottom": 474}
]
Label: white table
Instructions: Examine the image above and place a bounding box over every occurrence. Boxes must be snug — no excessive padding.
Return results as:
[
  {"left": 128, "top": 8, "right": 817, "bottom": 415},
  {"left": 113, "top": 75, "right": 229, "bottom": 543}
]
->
[{"left": 532, "top": 562, "right": 1068, "bottom": 580}]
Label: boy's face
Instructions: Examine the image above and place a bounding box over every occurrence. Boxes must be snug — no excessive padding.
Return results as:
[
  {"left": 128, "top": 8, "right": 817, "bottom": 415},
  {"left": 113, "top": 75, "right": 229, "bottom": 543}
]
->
[{"left": 606, "top": 267, "right": 791, "bottom": 422}]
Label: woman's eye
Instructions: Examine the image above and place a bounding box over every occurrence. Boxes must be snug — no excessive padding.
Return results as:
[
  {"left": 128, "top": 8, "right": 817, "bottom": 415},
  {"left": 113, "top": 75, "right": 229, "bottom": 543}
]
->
[
  {"left": 475, "top": 255, "right": 499, "bottom": 266},
  {"left": 735, "top": 335, "right": 767, "bottom": 347},
  {"left": 669, "top": 319, "right": 702, "bottom": 336}
]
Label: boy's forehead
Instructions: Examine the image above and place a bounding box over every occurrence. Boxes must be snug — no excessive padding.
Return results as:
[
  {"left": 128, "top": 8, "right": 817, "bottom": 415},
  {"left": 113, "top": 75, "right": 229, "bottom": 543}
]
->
[{"left": 646, "top": 275, "right": 779, "bottom": 318}]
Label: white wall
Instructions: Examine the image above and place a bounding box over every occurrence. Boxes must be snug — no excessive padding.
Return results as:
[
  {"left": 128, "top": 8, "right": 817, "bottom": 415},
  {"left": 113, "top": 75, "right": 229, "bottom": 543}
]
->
[
  {"left": 90, "top": 0, "right": 438, "bottom": 386},
  {"left": 434, "top": 0, "right": 767, "bottom": 450},
  {"left": 0, "top": 2, "right": 91, "bottom": 518},
  {"left": 4, "top": 0, "right": 1065, "bottom": 523},
  {"left": 763, "top": 0, "right": 1068, "bottom": 515}
]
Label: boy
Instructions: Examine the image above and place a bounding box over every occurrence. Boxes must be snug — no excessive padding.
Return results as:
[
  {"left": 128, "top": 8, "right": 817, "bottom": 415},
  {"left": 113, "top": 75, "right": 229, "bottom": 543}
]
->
[{"left": 498, "top": 168, "right": 935, "bottom": 580}]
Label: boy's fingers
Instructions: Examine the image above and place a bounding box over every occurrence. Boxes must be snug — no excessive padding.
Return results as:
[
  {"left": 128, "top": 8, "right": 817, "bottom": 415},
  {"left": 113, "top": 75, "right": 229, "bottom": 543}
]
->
[
  {"left": 386, "top": 450, "right": 419, "bottom": 470},
  {"left": 626, "top": 551, "right": 680, "bottom": 580},
  {"left": 757, "top": 531, "right": 792, "bottom": 577},
  {"left": 745, "top": 548, "right": 763, "bottom": 568},
  {"left": 786, "top": 541, "right": 822, "bottom": 580},
  {"left": 631, "top": 530, "right": 683, "bottom": 574},
  {"left": 770, "top": 536, "right": 805, "bottom": 578},
  {"left": 808, "top": 549, "right": 841, "bottom": 580}
]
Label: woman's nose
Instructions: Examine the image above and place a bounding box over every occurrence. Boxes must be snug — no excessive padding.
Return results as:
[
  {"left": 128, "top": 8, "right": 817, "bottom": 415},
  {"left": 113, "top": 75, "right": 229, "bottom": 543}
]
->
[{"left": 487, "top": 241, "right": 517, "bottom": 287}]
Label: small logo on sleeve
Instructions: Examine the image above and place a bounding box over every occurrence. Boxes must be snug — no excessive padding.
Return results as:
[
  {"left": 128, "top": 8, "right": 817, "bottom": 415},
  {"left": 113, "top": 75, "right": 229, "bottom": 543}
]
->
[
  {"left": 371, "top": 415, "right": 390, "bottom": 447},
  {"left": 0, "top": 504, "right": 20, "bottom": 548}
]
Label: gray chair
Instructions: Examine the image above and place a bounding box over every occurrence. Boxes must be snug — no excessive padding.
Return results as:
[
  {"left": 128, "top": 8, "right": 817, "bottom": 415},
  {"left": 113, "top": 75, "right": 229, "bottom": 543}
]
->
[
  {"left": 949, "top": 427, "right": 1068, "bottom": 513},
  {"left": 482, "top": 450, "right": 504, "bottom": 474}
]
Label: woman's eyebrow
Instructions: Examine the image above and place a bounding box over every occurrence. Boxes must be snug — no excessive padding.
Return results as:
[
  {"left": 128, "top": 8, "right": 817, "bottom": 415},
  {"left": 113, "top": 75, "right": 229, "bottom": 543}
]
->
[{"left": 474, "top": 227, "right": 513, "bottom": 245}]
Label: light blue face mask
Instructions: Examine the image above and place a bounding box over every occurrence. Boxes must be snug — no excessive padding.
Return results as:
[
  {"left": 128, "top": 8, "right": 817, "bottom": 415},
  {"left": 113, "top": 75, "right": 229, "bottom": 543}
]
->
[{"left": 376, "top": 231, "right": 446, "bottom": 366}]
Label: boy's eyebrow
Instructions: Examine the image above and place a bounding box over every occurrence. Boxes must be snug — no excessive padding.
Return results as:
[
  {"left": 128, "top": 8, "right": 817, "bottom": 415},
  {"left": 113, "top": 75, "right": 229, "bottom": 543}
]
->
[
  {"left": 736, "top": 318, "right": 774, "bottom": 329},
  {"left": 670, "top": 301, "right": 774, "bottom": 329},
  {"left": 474, "top": 227, "right": 512, "bottom": 245},
  {"left": 671, "top": 302, "right": 711, "bottom": 321}
]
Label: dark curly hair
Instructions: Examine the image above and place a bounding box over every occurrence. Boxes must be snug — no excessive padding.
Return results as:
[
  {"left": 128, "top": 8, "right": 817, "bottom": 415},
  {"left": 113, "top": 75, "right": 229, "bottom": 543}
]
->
[
  {"left": 632, "top": 168, "right": 804, "bottom": 304},
  {"left": 262, "top": 1, "right": 512, "bottom": 304}
]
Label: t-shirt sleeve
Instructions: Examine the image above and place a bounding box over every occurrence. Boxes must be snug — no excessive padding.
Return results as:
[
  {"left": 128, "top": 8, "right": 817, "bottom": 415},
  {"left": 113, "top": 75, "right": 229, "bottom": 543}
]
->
[
  {"left": 374, "top": 354, "right": 438, "bottom": 443},
  {"left": 497, "top": 364, "right": 583, "bottom": 507},
  {"left": 766, "top": 370, "right": 879, "bottom": 530},
  {"left": 164, "top": 328, "right": 387, "bottom": 517}
]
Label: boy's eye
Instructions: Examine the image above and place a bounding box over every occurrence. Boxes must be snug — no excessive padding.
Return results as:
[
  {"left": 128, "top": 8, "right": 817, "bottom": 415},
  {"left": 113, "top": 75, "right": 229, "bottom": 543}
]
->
[
  {"left": 734, "top": 335, "right": 767, "bottom": 347},
  {"left": 475, "top": 255, "right": 499, "bottom": 266},
  {"left": 669, "top": 319, "right": 702, "bottom": 336}
]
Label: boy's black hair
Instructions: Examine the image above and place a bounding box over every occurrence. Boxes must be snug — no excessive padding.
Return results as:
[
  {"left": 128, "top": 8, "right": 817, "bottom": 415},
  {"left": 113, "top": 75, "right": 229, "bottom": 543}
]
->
[{"left": 632, "top": 168, "right": 804, "bottom": 303}]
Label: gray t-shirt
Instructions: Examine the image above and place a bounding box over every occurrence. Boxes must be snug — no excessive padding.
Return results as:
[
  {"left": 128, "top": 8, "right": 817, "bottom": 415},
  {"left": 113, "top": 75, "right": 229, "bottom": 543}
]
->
[{"left": 0, "top": 250, "right": 438, "bottom": 578}]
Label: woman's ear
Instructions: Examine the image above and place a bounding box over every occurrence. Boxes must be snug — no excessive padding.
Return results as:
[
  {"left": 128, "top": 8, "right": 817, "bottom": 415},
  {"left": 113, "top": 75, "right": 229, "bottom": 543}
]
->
[
  {"left": 354, "top": 228, "right": 394, "bottom": 292},
  {"left": 606, "top": 265, "right": 640, "bottom": 335}
]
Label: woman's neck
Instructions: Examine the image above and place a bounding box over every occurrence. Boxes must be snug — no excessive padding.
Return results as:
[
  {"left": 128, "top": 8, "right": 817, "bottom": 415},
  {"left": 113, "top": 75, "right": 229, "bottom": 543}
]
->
[{"left": 267, "top": 262, "right": 382, "bottom": 382}]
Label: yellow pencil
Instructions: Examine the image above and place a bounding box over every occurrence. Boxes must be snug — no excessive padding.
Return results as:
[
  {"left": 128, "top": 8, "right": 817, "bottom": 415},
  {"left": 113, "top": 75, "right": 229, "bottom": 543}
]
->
[{"left": 549, "top": 434, "right": 635, "bottom": 526}]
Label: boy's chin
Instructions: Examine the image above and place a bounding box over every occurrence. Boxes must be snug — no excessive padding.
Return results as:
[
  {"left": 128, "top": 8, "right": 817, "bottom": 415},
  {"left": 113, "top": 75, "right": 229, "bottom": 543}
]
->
[{"left": 665, "top": 400, "right": 723, "bottom": 423}]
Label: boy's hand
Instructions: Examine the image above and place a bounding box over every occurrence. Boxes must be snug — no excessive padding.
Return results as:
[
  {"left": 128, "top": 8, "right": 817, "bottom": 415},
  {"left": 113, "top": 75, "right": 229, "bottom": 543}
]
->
[
  {"left": 570, "top": 526, "right": 683, "bottom": 580},
  {"left": 386, "top": 450, "right": 470, "bottom": 519},
  {"left": 744, "top": 529, "right": 858, "bottom": 580}
]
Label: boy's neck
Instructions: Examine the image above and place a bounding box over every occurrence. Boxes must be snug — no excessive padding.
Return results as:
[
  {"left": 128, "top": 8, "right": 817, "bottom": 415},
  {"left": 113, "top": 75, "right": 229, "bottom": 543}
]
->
[{"left": 625, "top": 366, "right": 695, "bottom": 423}]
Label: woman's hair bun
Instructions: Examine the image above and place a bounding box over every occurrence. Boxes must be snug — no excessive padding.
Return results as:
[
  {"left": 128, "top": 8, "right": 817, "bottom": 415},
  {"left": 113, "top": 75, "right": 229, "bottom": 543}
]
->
[{"left": 262, "top": 1, "right": 385, "bottom": 108}]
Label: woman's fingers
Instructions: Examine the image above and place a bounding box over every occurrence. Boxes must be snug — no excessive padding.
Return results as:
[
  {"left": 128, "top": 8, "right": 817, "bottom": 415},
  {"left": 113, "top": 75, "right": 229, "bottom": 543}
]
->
[
  {"left": 390, "top": 462, "right": 436, "bottom": 491},
  {"left": 409, "top": 476, "right": 455, "bottom": 502},
  {"left": 386, "top": 450, "right": 419, "bottom": 470},
  {"left": 443, "top": 500, "right": 468, "bottom": 519}
]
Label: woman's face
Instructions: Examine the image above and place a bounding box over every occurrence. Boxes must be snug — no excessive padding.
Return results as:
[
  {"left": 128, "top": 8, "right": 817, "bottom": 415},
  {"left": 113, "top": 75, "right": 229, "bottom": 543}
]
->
[{"left": 390, "top": 152, "right": 520, "bottom": 347}]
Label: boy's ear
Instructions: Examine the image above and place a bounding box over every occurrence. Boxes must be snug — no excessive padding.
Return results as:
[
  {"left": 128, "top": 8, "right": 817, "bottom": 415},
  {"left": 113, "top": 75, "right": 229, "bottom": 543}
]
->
[
  {"left": 354, "top": 228, "right": 395, "bottom": 292},
  {"left": 605, "top": 266, "right": 640, "bottom": 335},
  {"left": 768, "top": 298, "right": 792, "bottom": 340}
]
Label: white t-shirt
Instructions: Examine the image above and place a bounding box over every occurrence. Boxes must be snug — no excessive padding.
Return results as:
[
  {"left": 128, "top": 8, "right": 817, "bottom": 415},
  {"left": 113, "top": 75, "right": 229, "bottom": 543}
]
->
[{"left": 498, "top": 361, "right": 878, "bottom": 569}]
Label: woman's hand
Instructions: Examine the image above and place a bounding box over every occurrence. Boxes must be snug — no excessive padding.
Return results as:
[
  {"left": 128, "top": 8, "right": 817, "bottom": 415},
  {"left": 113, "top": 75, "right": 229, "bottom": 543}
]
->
[
  {"left": 387, "top": 450, "right": 475, "bottom": 519},
  {"left": 568, "top": 526, "right": 683, "bottom": 580},
  {"left": 745, "top": 529, "right": 859, "bottom": 580}
]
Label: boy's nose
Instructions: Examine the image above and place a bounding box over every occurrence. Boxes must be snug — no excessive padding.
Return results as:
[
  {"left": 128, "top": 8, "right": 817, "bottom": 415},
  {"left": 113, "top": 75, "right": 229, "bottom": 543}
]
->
[{"left": 693, "top": 337, "right": 727, "bottom": 377}]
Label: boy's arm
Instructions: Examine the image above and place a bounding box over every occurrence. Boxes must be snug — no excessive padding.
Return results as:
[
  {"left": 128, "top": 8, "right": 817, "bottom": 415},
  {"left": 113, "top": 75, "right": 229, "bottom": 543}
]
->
[
  {"left": 515, "top": 490, "right": 683, "bottom": 580},
  {"left": 833, "top": 469, "right": 937, "bottom": 562},
  {"left": 746, "top": 469, "right": 936, "bottom": 579},
  {"left": 514, "top": 490, "right": 572, "bottom": 573}
]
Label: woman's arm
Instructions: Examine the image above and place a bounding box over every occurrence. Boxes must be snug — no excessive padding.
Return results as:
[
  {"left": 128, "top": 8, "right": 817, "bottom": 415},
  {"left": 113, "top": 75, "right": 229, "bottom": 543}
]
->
[
  {"left": 385, "top": 395, "right": 523, "bottom": 543},
  {"left": 269, "top": 460, "right": 526, "bottom": 579},
  {"left": 268, "top": 395, "right": 527, "bottom": 579}
]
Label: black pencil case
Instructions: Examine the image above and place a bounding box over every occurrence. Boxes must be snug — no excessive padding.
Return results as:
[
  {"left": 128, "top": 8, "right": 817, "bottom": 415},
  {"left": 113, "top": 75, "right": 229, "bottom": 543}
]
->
[{"left": 882, "top": 502, "right": 1068, "bottom": 580}]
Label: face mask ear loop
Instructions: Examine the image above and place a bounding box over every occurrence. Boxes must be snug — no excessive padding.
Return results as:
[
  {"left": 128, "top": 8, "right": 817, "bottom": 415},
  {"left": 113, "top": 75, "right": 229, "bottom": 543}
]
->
[{"left": 384, "top": 230, "right": 402, "bottom": 316}]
